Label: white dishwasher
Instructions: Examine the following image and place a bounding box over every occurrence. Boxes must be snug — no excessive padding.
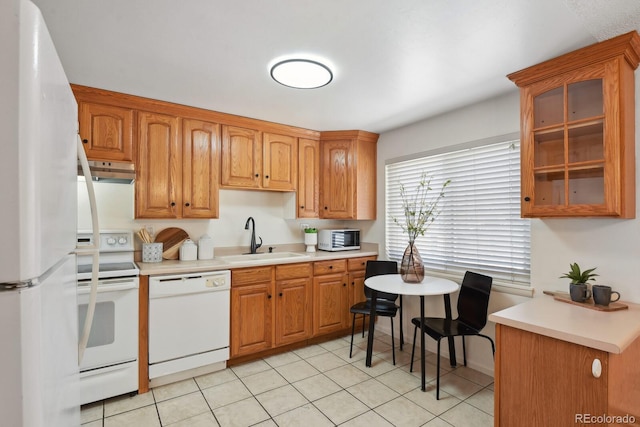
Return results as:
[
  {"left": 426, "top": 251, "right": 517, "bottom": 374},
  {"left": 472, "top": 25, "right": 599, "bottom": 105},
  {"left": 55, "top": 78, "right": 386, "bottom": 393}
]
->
[{"left": 148, "top": 270, "right": 230, "bottom": 380}]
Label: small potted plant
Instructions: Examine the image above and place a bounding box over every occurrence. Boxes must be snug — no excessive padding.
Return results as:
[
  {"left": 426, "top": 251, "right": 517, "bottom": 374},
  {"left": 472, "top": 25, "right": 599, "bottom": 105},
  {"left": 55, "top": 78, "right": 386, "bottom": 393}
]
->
[
  {"left": 304, "top": 227, "right": 318, "bottom": 252},
  {"left": 559, "top": 262, "right": 598, "bottom": 302}
]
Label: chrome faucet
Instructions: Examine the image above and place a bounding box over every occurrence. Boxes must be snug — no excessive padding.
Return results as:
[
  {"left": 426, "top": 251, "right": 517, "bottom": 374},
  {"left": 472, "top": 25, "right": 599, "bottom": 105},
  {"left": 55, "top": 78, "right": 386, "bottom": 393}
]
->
[{"left": 244, "top": 217, "right": 262, "bottom": 254}]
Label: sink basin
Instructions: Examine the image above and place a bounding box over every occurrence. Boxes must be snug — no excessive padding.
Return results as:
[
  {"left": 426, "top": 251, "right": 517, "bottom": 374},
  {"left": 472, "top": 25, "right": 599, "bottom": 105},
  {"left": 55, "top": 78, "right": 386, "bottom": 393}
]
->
[{"left": 219, "top": 252, "right": 311, "bottom": 265}]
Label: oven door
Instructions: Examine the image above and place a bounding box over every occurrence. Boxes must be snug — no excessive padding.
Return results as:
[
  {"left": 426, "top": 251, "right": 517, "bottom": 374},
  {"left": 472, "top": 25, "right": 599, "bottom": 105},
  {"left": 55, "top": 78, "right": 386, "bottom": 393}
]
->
[{"left": 78, "top": 277, "right": 139, "bottom": 371}]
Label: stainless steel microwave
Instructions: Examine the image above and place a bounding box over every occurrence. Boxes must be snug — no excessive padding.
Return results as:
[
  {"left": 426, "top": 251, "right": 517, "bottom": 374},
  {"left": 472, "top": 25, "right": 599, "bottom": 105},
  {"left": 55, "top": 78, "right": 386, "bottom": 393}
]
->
[{"left": 318, "top": 229, "right": 360, "bottom": 251}]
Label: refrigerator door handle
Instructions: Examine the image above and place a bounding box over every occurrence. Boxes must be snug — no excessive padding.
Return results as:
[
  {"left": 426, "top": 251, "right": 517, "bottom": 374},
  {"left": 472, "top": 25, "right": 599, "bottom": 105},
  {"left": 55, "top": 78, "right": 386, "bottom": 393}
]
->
[{"left": 76, "top": 134, "right": 100, "bottom": 364}]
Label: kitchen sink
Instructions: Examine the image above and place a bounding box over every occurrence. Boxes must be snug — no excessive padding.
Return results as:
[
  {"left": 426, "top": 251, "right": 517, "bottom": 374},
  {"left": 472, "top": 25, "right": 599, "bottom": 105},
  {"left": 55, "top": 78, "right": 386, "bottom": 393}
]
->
[{"left": 219, "top": 252, "right": 311, "bottom": 265}]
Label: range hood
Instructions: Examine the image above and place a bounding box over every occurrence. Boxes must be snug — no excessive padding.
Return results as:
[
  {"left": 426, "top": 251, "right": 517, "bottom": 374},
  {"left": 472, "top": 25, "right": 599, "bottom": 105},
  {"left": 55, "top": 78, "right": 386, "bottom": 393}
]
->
[{"left": 78, "top": 160, "right": 135, "bottom": 184}]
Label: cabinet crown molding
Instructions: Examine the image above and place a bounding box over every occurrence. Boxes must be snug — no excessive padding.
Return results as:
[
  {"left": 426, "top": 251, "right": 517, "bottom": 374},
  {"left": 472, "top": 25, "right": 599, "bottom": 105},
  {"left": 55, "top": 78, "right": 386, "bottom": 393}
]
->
[{"left": 508, "top": 30, "right": 640, "bottom": 87}]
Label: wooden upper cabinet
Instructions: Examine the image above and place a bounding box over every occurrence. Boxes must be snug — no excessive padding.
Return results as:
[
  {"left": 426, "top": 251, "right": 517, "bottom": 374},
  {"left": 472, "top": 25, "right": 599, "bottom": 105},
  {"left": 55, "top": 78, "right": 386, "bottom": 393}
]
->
[
  {"left": 135, "top": 111, "right": 181, "bottom": 218},
  {"left": 508, "top": 31, "right": 640, "bottom": 218},
  {"left": 221, "top": 125, "right": 262, "bottom": 189},
  {"left": 297, "top": 138, "right": 320, "bottom": 218},
  {"left": 221, "top": 127, "right": 298, "bottom": 191},
  {"left": 262, "top": 133, "right": 297, "bottom": 191},
  {"left": 78, "top": 101, "right": 134, "bottom": 162},
  {"left": 182, "top": 119, "right": 220, "bottom": 218},
  {"left": 319, "top": 131, "right": 378, "bottom": 219}
]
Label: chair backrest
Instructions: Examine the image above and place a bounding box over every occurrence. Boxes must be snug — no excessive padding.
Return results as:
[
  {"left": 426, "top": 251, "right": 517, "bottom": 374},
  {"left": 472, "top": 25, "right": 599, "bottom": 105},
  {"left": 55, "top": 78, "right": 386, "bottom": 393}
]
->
[
  {"left": 457, "top": 271, "right": 493, "bottom": 331},
  {"left": 364, "top": 260, "right": 399, "bottom": 302}
]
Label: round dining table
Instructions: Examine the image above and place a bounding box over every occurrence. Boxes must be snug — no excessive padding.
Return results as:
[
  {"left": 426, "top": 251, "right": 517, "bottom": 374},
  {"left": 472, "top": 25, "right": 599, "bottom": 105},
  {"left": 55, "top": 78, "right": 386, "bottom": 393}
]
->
[{"left": 364, "top": 274, "right": 460, "bottom": 391}]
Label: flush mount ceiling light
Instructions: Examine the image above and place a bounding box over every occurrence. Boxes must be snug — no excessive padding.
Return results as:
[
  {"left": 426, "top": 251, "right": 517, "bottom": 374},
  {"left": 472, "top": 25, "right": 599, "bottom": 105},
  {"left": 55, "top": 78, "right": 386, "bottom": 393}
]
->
[{"left": 270, "top": 59, "right": 333, "bottom": 89}]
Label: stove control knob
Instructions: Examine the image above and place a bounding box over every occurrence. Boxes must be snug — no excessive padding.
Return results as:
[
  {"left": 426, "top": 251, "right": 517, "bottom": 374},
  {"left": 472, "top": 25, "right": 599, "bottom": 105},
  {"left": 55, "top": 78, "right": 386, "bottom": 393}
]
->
[
  {"left": 118, "top": 237, "right": 127, "bottom": 245},
  {"left": 106, "top": 237, "right": 116, "bottom": 245}
]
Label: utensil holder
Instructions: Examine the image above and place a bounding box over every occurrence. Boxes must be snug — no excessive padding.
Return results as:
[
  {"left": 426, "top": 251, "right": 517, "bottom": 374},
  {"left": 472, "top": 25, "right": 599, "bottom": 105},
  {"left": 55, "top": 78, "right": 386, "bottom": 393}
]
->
[{"left": 142, "top": 243, "right": 163, "bottom": 263}]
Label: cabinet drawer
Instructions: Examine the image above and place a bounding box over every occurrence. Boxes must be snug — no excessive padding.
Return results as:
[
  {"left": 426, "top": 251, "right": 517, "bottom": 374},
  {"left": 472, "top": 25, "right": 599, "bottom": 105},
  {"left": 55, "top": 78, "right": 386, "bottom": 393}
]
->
[
  {"left": 314, "top": 259, "right": 347, "bottom": 276},
  {"left": 347, "top": 256, "right": 377, "bottom": 272},
  {"left": 232, "top": 266, "right": 273, "bottom": 286},
  {"left": 276, "top": 263, "right": 312, "bottom": 281}
]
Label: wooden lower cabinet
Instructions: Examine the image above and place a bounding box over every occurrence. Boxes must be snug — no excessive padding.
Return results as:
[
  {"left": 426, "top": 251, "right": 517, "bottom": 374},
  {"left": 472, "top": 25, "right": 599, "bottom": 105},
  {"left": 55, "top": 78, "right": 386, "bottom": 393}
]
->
[
  {"left": 230, "top": 267, "right": 274, "bottom": 357},
  {"left": 230, "top": 256, "right": 377, "bottom": 362},
  {"left": 495, "top": 324, "right": 640, "bottom": 427},
  {"left": 274, "top": 264, "right": 312, "bottom": 346}
]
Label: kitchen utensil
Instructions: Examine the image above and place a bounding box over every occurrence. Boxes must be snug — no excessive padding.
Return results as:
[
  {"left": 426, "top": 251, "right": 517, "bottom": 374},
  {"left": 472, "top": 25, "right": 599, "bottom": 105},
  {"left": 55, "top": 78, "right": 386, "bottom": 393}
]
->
[{"left": 155, "top": 227, "right": 189, "bottom": 260}]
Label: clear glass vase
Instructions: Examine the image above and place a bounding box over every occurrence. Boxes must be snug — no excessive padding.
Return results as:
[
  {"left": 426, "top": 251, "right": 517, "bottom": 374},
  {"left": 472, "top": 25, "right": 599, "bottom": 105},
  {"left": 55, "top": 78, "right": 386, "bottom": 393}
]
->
[{"left": 400, "top": 241, "right": 424, "bottom": 283}]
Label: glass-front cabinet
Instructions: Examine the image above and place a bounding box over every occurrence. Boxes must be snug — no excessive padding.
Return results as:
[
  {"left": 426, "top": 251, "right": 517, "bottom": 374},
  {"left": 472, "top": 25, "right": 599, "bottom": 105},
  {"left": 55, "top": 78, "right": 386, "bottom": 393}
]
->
[{"left": 509, "top": 31, "right": 640, "bottom": 218}]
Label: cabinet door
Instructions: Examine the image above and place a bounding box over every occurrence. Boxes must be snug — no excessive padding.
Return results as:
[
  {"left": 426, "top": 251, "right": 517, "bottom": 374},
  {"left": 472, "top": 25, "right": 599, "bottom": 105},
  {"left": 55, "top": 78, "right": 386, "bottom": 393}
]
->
[
  {"left": 221, "top": 125, "right": 262, "bottom": 188},
  {"left": 263, "top": 133, "right": 297, "bottom": 191},
  {"left": 135, "top": 111, "right": 181, "bottom": 218},
  {"left": 313, "top": 273, "right": 349, "bottom": 335},
  {"left": 182, "top": 119, "right": 220, "bottom": 218},
  {"left": 496, "top": 325, "right": 608, "bottom": 427},
  {"left": 348, "top": 271, "right": 366, "bottom": 329},
  {"left": 231, "top": 283, "right": 273, "bottom": 357},
  {"left": 275, "top": 278, "right": 312, "bottom": 346},
  {"left": 79, "top": 102, "right": 134, "bottom": 162},
  {"left": 321, "top": 139, "right": 354, "bottom": 219},
  {"left": 297, "top": 138, "right": 320, "bottom": 218}
]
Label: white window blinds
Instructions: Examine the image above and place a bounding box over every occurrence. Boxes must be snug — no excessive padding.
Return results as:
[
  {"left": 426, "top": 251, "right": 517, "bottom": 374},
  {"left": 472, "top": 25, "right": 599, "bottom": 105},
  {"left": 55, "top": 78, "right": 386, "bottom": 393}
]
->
[{"left": 385, "top": 139, "right": 531, "bottom": 285}]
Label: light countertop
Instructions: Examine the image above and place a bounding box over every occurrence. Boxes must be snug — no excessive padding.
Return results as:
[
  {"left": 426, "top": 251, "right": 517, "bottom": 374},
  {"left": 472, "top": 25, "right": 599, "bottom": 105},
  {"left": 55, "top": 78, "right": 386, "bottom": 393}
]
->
[
  {"left": 136, "top": 242, "right": 378, "bottom": 276},
  {"left": 489, "top": 296, "right": 640, "bottom": 354}
]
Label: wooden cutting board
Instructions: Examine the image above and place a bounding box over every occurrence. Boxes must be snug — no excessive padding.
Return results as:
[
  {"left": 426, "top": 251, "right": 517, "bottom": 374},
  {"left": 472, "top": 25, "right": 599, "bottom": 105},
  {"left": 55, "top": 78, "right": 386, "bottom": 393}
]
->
[{"left": 154, "top": 227, "right": 189, "bottom": 260}]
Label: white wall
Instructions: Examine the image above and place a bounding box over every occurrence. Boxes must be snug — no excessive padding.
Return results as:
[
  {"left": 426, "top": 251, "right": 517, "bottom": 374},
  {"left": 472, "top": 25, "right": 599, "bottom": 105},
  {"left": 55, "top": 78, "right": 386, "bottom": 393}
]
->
[
  {"left": 77, "top": 185, "right": 346, "bottom": 250},
  {"left": 372, "top": 74, "right": 640, "bottom": 376}
]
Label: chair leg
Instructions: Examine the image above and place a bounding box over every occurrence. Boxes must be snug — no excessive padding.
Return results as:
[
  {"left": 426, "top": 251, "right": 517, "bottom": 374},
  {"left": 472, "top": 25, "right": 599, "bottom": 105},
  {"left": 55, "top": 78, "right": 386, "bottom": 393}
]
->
[
  {"left": 479, "top": 334, "right": 496, "bottom": 358},
  {"left": 349, "top": 313, "right": 356, "bottom": 358},
  {"left": 410, "top": 323, "right": 418, "bottom": 372},
  {"left": 361, "top": 314, "right": 366, "bottom": 338},
  {"left": 436, "top": 338, "right": 442, "bottom": 400},
  {"left": 390, "top": 317, "right": 395, "bottom": 365},
  {"left": 462, "top": 336, "right": 467, "bottom": 366},
  {"left": 399, "top": 296, "right": 404, "bottom": 350}
]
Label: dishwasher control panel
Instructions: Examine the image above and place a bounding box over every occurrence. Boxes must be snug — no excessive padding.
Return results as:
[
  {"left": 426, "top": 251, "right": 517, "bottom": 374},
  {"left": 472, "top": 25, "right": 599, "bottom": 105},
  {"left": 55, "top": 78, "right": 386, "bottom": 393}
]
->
[{"left": 206, "top": 276, "right": 227, "bottom": 288}]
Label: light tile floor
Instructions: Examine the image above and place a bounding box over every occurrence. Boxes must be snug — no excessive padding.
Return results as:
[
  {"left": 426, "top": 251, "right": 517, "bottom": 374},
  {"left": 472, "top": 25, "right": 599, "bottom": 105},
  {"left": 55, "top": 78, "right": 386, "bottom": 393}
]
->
[{"left": 81, "top": 333, "right": 494, "bottom": 427}]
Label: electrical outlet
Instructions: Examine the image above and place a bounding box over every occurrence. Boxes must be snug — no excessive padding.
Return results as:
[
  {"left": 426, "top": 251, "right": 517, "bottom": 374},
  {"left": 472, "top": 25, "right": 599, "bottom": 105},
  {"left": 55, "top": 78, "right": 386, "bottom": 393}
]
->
[{"left": 300, "top": 223, "right": 309, "bottom": 231}]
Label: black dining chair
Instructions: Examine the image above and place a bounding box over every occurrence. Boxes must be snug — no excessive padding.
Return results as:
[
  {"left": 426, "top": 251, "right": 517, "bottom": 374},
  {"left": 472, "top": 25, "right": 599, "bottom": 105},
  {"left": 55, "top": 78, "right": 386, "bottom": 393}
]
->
[
  {"left": 349, "top": 260, "right": 401, "bottom": 364},
  {"left": 409, "top": 271, "right": 494, "bottom": 399}
]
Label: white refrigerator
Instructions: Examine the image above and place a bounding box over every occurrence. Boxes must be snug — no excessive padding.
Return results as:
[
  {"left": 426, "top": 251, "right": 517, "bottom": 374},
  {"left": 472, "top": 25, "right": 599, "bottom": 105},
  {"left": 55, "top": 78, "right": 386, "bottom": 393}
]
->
[{"left": 0, "top": 0, "right": 87, "bottom": 426}]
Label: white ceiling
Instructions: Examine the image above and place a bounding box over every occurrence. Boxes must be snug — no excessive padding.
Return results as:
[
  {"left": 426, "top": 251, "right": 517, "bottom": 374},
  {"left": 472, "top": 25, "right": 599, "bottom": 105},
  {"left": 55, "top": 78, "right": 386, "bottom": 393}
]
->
[{"left": 32, "top": 0, "right": 640, "bottom": 134}]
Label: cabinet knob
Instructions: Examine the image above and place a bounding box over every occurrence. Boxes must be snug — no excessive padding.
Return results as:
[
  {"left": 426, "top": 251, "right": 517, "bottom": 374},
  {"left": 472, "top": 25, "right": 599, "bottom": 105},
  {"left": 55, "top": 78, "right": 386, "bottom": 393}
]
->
[
  {"left": 300, "top": 205, "right": 304, "bottom": 209},
  {"left": 351, "top": 281, "right": 355, "bottom": 285},
  {"left": 592, "top": 358, "right": 602, "bottom": 378},
  {"left": 185, "top": 202, "right": 190, "bottom": 207},
  {"left": 255, "top": 174, "right": 259, "bottom": 177},
  {"left": 267, "top": 294, "right": 272, "bottom": 299},
  {"left": 343, "top": 283, "right": 347, "bottom": 287},
  {"left": 170, "top": 202, "right": 176, "bottom": 207},
  {"left": 279, "top": 292, "right": 283, "bottom": 297},
  {"left": 82, "top": 139, "right": 88, "bottom": 144},
  {"left": 524, "top": 196, "right": 531, "bottom": 202},
  {"left": 265, "top": 175, "right": 269, "bottom": 179},
  {"left": 324, "top": 206, "right": 328, "bottom": 210},
  {"left": 329, "top": 265, "right": 333, "bottom": 269}
]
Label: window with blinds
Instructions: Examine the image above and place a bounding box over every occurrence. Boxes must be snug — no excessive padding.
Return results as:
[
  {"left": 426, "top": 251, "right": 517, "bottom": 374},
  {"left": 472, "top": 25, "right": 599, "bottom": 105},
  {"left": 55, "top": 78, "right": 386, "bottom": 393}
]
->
[{"left": 385, "top": 138, "right": 531, "bottom": 285}]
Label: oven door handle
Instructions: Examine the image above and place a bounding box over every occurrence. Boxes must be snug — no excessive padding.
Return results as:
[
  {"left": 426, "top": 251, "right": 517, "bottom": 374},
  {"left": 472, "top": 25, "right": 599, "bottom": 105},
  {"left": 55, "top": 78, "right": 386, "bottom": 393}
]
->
[{"left": 78, "top": 282, "right": 138, "bottom": 294}]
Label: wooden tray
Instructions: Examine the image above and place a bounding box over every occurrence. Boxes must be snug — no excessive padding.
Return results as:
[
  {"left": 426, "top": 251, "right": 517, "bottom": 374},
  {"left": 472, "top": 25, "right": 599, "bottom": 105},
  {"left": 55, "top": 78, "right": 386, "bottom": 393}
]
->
[{"left": 552, "top": 293, "right": 628, "bottom": 311}]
